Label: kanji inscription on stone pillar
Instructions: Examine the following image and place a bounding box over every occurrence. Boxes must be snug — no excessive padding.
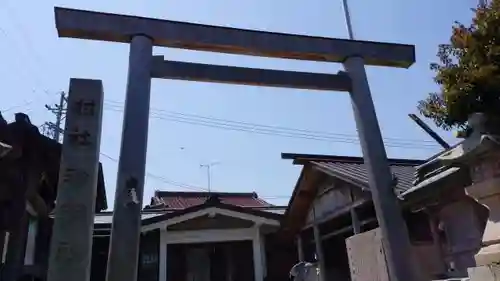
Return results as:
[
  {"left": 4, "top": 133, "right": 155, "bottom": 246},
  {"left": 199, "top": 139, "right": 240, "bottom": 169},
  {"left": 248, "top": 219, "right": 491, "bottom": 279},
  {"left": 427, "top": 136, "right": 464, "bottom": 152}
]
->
[{"left": 47, "top": 78, "right": 104, "bottom": 281}]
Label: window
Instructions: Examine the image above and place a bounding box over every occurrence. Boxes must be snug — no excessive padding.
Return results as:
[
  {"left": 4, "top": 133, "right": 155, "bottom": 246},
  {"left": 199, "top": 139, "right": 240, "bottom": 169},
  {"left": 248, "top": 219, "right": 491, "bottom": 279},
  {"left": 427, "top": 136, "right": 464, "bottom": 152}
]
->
[{"left": 405, "top": 211, "right": 433, "bottom": 243}]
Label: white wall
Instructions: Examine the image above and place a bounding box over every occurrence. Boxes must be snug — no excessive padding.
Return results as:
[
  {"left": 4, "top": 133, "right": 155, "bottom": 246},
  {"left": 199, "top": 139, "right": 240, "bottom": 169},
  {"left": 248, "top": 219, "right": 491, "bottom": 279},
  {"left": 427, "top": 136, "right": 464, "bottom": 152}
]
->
[{"left": 306, "top": 180, "right": 360, "bottom": 224}]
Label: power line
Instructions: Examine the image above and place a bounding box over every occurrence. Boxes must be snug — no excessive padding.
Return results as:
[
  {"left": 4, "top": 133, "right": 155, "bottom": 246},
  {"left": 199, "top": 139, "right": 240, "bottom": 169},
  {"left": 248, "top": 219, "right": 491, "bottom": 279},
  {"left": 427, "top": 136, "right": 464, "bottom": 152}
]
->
[
  {"left": 0, "top": 17, "right": 54, "bottom": 99},
  {"left": 105, "top": 100, "right": 436, "bottom": 144},
  {"left": 103, "top": 101, "right": 441, "bottom": 150},
  {"left": 0, "top": 6, "right": 441, "bottom": 151},
  {"left": 0, "top": 1, "right": 64, "bottom": 120},
  {"left": 1, "top": 99, "right": 35, "bottom": 113},
  {"left": 38, "top": 94, "right": 293, "bottom": 199},
  {"left": 1, "top": 0, "right": 54, "bottom": 96},
  {"left": 37, "top": 93, "right": 292, "bottom": 198},
  {"left": 0, "top": 0, "right": 441, "bottom": 150},
  {"left": 100, "top": 152, "right": 289, "bottom": 200},
  {"left": 38, "top": 96, "right": 434, "bottom": 197},
  {"left": 37, "top": 95, "right": 219, "bottom": 194},
  {"left": 1, "top": 89, "right": 63, "bottom": 114},
  {"left": 37, "top": 94, "right": 293, "bottom": 198},
  {"left": 99, "top": 152, "right": 209, "bottom": 192}
]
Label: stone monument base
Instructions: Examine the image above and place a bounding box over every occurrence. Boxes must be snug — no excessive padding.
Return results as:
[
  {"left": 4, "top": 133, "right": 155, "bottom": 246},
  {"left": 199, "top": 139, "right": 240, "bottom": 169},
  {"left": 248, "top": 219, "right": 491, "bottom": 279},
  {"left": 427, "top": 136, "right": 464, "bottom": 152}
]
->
[
  {"left": 468, "top": 265, "right": 500, "bottom": 281},
  {"left": 475, "top": 244, "right": 500, "bottom": 267}
]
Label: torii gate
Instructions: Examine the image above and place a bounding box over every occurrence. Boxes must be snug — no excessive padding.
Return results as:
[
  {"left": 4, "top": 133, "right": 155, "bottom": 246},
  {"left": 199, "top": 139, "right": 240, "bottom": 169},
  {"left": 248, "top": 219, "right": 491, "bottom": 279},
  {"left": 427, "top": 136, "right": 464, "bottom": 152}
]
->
[{"left": 50, "top": 7, "right": 419, "bottom": 281}]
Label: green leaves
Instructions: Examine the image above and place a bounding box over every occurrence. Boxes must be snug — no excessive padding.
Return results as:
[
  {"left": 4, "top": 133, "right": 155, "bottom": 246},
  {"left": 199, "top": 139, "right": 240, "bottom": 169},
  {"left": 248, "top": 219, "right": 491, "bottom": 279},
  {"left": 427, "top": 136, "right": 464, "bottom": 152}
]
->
[{"left": 418, "top": 0, "right": 500, "bottom": 132}]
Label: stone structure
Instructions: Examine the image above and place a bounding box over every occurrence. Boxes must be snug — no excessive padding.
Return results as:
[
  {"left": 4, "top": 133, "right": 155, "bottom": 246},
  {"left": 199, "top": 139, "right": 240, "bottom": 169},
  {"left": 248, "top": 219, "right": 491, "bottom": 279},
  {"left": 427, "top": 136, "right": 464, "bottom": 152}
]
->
[
  {"left": 437, "top": 198, "right": 484, "bottom": 275},
  {"left": 47, "top": 79, "right": 104, "bottom": 281},
  {"left": 438, "top": 113, "right": 500, "bottom": 280}
]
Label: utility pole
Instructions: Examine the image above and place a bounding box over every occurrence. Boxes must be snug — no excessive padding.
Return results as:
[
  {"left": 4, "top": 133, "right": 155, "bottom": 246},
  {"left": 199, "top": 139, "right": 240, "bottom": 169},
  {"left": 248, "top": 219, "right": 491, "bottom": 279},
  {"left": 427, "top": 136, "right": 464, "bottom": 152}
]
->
[
  {"left": 200, "top": 162, "right": 220, "bottom": 192},
  {"left": 43, "top": 91, "right": 67, "bottom": 141}
]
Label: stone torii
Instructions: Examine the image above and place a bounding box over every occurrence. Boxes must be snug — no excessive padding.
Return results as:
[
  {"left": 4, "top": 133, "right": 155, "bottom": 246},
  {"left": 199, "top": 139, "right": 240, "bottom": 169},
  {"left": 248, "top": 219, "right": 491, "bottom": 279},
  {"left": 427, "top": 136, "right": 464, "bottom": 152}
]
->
[{"left": 51, "top": 6, "right": 419, "bottom": 281}]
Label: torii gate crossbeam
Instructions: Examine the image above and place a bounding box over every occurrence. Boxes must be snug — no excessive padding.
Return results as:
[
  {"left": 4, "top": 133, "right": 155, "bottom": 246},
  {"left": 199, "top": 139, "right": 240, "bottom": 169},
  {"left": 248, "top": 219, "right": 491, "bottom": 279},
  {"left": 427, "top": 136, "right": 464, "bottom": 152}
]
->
[{"left": 54, "top": 7, "right": 414, "bottom": 68}]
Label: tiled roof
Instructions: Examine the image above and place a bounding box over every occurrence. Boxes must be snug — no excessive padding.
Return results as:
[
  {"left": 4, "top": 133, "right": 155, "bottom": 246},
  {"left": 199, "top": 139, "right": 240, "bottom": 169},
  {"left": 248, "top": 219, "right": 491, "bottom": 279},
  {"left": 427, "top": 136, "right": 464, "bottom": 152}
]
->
[
  {"left": 281, "top": 154, "right": 425, "bottom": 196},
  {"left": 312, "top": 160, "right": 419, "bottom": 195},
  {"left": 413, "top": 141, "right": 464, "bottom": 183},
  {"left": 152, "top": 191, "right": 272, "bottom": 210},
  {"left": 404, "top": 140, "right": 471, "bottom": 196}
]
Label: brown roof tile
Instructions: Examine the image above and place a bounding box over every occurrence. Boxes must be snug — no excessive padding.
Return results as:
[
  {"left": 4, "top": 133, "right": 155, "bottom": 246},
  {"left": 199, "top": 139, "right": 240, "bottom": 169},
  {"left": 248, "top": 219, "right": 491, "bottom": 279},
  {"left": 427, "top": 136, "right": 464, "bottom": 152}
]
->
[
  {"left": 312, "top": 160, "right": 418, "bottom": 195},
  {"left": 153, "top": 191, "right": 272, "bottom": 210}
]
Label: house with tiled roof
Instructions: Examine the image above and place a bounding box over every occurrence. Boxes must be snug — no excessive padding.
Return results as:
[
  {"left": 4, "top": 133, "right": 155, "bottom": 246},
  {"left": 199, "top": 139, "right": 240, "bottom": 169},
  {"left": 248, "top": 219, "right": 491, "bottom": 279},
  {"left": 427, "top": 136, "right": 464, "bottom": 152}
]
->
[
  {"left": 280, "top": 152, "right": 484, "bottom": 281},
  {"left": 147, "top": 191, "right": 275, "bottom": 210},
  {"left": 91, "top": 191, "right": 295, "bottom": 281},
  {"left": 0, "top": 112, "right": 108, "bottom": 281}
]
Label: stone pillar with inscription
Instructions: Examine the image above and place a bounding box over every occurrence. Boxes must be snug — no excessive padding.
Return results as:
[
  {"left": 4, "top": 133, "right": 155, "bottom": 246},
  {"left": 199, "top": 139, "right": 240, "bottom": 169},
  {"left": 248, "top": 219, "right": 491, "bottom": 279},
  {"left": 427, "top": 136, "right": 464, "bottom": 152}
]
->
[
  {"left": 46, "top": 79, "right": 104, "bottom": 281},
  {"left": 438, "top": 113, "right": 500, "bottom": 280}
]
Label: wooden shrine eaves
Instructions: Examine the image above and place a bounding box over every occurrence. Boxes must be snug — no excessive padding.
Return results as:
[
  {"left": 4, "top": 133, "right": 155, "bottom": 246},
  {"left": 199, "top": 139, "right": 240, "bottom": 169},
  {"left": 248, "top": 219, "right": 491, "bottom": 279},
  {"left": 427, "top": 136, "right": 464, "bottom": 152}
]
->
[
  {"left": 151, "top": 56, "right": 351, "bottom": 91},
  {"left": 54, "top": 7, "right": 416, "bottom": 68}
]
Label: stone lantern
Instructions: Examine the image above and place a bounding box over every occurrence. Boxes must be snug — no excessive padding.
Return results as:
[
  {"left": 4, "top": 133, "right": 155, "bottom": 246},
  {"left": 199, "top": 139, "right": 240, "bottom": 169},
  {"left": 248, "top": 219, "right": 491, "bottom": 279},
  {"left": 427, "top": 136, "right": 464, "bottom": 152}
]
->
[{"left": 438, "top": 113, "right": 500, "bottom": 278}]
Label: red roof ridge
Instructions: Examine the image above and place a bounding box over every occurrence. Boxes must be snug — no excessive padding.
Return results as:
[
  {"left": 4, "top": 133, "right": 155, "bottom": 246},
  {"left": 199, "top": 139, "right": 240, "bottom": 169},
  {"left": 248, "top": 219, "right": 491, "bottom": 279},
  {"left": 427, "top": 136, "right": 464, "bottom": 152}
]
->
[
  {"left": 151, "top": 190, "right": 272, "bottom": 210},
  {"left": 155, "top": 191, "right": 259, "bottom": 198}
]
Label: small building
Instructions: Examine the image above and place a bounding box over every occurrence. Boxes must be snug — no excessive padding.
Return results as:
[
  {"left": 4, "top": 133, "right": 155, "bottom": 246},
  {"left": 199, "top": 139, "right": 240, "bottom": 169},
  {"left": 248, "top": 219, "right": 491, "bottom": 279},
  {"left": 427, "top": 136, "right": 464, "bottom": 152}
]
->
[
  {"left": 92, "top": 191, "right": 296, "bottom": 281},
  {"left": 0, "top": 112, "right": 108, "bottom": 281},
  {"left": 280, "top": 152, "right": 480, "bottom": 280},
  {"left": 404, "top": 141, "right": 487, "bottom": 277}
]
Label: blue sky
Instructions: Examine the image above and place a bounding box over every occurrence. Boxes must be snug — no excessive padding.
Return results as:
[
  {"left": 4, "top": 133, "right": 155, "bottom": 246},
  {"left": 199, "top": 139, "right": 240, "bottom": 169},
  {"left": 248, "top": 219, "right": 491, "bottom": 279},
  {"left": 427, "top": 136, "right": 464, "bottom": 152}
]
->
[{"left": 0, "top": 0, "right": 479, "bottom": 207}]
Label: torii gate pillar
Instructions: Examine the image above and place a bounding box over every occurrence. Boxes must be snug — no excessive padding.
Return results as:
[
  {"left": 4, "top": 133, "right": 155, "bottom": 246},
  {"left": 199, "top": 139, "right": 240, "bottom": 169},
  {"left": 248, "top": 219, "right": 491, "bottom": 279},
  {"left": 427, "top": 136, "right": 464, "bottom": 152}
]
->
[{"left": 105, "top": 35, "right": 153, "bottom": 281}]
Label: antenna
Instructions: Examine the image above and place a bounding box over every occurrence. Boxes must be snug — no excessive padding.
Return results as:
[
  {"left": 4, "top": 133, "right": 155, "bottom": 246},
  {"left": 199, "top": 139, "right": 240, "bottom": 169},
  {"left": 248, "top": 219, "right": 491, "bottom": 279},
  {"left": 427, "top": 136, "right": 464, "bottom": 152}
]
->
[
  {"left": 200, "top": 161, "right": 220, "bottom": 193},
  {"left": 408, "top": 114, "right": 450, "bottom": 149}
]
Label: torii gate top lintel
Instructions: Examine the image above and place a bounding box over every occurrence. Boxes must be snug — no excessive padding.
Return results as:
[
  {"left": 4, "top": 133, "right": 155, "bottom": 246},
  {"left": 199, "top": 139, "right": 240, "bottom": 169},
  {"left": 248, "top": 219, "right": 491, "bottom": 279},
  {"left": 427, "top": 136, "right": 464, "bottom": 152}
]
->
[{"left": 54, "top": 7, "right": 415, "bottom": 68}]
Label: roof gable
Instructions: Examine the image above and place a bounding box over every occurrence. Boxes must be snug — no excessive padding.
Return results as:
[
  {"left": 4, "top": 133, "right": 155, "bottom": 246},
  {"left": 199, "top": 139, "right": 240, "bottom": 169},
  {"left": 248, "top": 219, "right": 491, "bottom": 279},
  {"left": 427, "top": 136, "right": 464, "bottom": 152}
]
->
[{"left": 142, "top": 195, "right": 282, "bottom": 231}]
